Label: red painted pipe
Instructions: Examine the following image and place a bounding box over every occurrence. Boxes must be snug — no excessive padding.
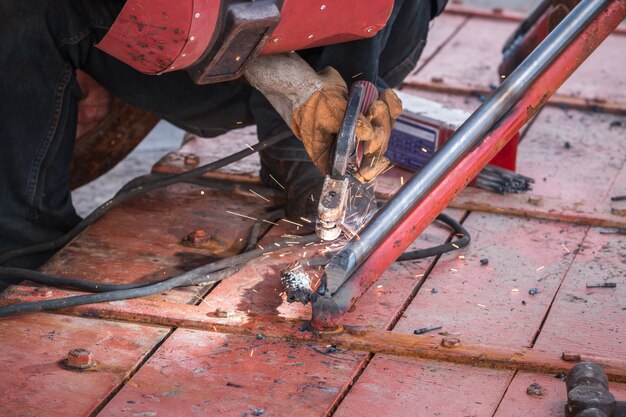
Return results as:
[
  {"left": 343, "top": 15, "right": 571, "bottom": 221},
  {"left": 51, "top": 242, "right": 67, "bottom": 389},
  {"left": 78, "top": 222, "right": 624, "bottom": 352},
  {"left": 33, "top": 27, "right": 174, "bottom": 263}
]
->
[{"left": 311, "top": 0, "right": 626, "bottom": 328}]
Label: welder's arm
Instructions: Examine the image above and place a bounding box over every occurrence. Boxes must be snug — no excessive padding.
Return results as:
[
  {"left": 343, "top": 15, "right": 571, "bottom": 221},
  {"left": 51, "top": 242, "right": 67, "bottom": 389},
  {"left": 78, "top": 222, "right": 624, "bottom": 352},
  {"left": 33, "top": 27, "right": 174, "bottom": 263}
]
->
[{"left": 244, "top": 53, "right": 402, "bottom": 182}]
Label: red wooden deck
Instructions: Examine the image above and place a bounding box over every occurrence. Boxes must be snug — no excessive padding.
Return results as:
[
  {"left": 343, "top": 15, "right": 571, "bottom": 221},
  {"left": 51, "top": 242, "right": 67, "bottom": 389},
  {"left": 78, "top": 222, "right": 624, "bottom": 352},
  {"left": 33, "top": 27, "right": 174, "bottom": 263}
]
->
[{"left": 2, "top": 8, "right": 626, "bottom": 417}]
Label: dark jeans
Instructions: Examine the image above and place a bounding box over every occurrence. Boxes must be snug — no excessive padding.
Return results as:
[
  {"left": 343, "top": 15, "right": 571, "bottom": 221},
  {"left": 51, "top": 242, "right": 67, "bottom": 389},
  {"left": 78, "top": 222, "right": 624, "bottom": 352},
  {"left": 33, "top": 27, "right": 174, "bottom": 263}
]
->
[{"left": 0, "top": 0, "right": 436, "bottom": 270}]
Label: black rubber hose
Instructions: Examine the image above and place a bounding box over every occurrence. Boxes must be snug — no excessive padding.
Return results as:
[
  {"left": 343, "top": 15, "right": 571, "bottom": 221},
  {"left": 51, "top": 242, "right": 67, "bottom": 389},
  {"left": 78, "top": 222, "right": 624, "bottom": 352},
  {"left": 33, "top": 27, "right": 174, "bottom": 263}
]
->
[
  {"left": 0, "top": 208, "right": 288, "bottom": 293},
  {"left": 0, "top": 214, "right": 468, "bottom": 316},
  {"left": 396, "top": 213, "right": 470, "bottom": 261},
  {"left": 0, "top": 135, "right": 288, "bottom": 265},
  {"left": 0, "top": 234, "right": 320, "bottom": 316},
  {"left": 0, "top": 266, "right": 240, "bottom": 316},
  {"left": 296, "top": 213, "right": 469, "bottom": 266}
]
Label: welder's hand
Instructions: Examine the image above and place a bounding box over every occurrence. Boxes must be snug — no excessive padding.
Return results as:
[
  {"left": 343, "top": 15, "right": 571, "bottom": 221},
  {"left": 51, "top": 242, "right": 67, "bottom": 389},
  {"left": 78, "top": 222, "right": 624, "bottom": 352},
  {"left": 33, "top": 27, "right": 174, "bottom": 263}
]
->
[
  {"left": 291, "top": 68, "right": 374, "bottom": 175},
  {"left": 75, "top": 70, "right": 111, "bottom": 138},
  {"left": 354, "top": 89, "right": 403, "bottom": 183}
]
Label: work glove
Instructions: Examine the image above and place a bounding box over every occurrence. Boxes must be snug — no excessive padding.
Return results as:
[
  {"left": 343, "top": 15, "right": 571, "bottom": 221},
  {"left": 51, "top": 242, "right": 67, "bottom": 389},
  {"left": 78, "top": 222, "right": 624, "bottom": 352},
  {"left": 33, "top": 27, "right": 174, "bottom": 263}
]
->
[
  {"left": 244, "top": 53, "right": 402, "bottom": 182},
  {"left": 353, "top": 89, "right": 403, "bottom": 182}
]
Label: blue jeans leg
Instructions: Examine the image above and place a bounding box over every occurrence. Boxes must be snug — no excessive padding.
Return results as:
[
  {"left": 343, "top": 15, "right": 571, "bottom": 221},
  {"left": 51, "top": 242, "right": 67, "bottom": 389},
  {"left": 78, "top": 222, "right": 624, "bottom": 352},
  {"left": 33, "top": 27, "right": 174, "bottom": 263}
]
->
[{"left": 0, "top": 0, "right": 254, "bottom": 271}]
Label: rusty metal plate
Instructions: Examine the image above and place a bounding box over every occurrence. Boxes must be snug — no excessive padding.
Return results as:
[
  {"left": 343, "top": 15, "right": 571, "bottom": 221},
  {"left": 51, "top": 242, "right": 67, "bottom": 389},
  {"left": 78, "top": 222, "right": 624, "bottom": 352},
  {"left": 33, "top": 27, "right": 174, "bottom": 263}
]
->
[
  {"left": 185, "top": 209, "right": 462, "bottom": 332},
  {"left": 0, "top": 313, "right": 168, "bottom": 417},
  {"left": 393, "top": 212, "right": 588, "bottom": 349},
  {"left": 40, "top": 183, "right": 276, "bottom": 305},
  {"left": 493, "top": 371, "right": 626, "bottom": 417},
  {"left": 98, "top": 329, "right": 366, "bottom": 417},
  {"left": 334, "top": 355, "right": 513, "bottom": 417},
  {"left": 533, "top": 227, "right": 626, "bottom": 360}
]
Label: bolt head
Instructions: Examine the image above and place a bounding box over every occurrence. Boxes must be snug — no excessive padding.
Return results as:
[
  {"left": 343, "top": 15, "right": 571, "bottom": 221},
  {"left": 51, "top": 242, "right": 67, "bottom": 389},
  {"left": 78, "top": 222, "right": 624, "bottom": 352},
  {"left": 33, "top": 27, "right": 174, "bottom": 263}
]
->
[
  {"left": 65, "top": 348, "right": 95, "bottom": 369},
  {"left": 184, "top": 154, "right": 200, "bottom": 167},
  {"left": 215, "top": 308, "right": 235, "bottom": 318},
  {"left": 441, "top": 337, "right": 461, "bottom": 348},
  {"left": 562, "top": 352, "right": 582, "bottom": 362}
]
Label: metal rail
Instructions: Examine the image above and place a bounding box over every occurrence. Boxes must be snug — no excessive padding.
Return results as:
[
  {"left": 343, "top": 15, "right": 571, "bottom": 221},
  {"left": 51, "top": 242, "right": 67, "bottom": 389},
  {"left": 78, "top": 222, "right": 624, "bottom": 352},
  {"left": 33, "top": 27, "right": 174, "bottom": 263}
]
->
[{"left": 312, "top": 0, "right": 626, "bottom": 328}]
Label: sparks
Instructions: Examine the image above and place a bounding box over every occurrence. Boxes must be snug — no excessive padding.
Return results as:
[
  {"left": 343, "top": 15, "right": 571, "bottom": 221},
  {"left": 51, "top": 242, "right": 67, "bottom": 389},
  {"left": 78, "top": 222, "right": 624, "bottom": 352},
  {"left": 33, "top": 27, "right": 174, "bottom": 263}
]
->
[
  {"left": 451, "top": 243, "right": 459, "bottom": 249},
  {"left": 269, "top": 173, "right": 285, "bottom": 189},
  {"left": 282, "top": 218, "right": 304, "bottom": 227},
  {"left": 250, "top": 349, "right": 254, "bottom": 357},
  {"left": 561, "top": 244, "right": 570, "bottom": 253},
  {"left": 226, "top": 210, "right": 257, "bottom": 221},
  {"left": 262, "top": 219, "right": 279, "bottom": 226},
  {"left": 400, "top": 176, "right": 404, "bottom": 186},
  {"left": 300, "top": 217, "right": 312, "bottom": 224},
  {"left": 458, "top": 255, "right": 465, "bottom": 260},
  {"left": 379, "top": 163, "right": 396, "bottom": 177},
  {"left": 421, "top": 147, "right": 428, "bottom": 153},
  {"left": 450, "top": 268, "right": 458, "bottom": 272},
  {"left": 536, "top": 266, "right": 545, "bottom": 271},
  {"left": 200, "top": 190, "right": 205, "bottom": 195},
  {"left": 257, "top": 244, "right": 264, "bottom": 250},
  {"left": 245, "top": 143, "right": 255, "bottom": 151},
  {"left": 351, "top": 72, "right": 363, "bottom": 78},
  {"left": 249, "top": 189, "right": 270, "bottom": 202},
  {"left": 279, "top": 252, "right": 293, "bottom": 257}
]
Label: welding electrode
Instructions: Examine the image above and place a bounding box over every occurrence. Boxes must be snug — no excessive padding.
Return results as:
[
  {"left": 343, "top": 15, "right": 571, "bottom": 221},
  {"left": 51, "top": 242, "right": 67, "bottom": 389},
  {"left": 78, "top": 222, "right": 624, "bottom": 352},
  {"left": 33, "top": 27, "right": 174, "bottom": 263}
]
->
[{"left": 413, "top": 325, "right": 443, "bottom": 335}]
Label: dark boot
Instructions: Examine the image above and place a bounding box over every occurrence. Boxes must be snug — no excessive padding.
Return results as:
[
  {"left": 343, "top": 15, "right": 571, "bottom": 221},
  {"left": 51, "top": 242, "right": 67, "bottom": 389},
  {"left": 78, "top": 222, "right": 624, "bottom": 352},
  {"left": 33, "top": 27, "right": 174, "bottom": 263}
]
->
[{"left": 259, "top": 150, "right": 325, "bottom": 222}]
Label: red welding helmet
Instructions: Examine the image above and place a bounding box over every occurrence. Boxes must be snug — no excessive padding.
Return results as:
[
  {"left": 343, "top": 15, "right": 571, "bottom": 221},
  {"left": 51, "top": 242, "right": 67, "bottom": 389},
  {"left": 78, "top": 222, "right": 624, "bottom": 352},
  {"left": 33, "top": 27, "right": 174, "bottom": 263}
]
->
[{"left": 97, "top": 0, "right": 394, "bottom": 84}]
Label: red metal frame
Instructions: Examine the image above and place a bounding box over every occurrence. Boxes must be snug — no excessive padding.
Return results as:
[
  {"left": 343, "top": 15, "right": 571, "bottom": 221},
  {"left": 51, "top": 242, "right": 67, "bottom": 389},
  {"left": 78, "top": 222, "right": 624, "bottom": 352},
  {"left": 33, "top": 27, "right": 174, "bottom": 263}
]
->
[
  {"left": 311, "top": 0, "right": 626, "bottom": 329},
  {"left": 258, "top": 0, "right": 394, "bottom": 56},
  {"left": 97, "top": 0, "right": 393, "bottom": 77}
]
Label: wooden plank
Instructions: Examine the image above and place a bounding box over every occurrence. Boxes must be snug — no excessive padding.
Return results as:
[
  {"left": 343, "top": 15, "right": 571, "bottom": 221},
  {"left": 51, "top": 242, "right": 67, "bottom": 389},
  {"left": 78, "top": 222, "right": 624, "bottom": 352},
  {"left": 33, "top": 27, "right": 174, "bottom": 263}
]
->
[
  {"left": 406, "top": 16, "right": 626, "bottom": 112},
  {"left": 393, "top": 212, "right": 588, "bottom": 349},
  {"left": 375, "top": 91, "right": 626, "bottom": 229},
  {"left": 406, "top": 17, "right": 516, "bottom": 94},
  {"left": 0, "top": 313, "right": 168, "bottom": 417},
  {"left": 451, "top": 107, "right": 626, "bottom": 228},
  {"left": 443, "top": 3, "right": 626, "bottom": 35},
  {"left": 334, "top": 355, "right": 513, "bottom": 417},
  {"left": 413, "top": 14, "right": 469, "bottom": 74},
  {"left": 533, "top": 227, "right": 626, "bottom": 360},
  {"left": 98, "top": 329, "right": 366, "bottom": 417},
  {"left": 153, "top": 127, "right": 262, "bottom": 183},
  {"left": 493, "top": 371, "right": 626, "bottom": 417}
]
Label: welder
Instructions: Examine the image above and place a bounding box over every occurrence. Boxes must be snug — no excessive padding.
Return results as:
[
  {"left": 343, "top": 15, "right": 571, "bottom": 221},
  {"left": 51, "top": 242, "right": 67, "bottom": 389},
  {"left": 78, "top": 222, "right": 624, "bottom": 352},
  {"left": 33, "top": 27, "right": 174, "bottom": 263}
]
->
[{"left": 0, "top": 0, "right": 447, "bottom": 271}]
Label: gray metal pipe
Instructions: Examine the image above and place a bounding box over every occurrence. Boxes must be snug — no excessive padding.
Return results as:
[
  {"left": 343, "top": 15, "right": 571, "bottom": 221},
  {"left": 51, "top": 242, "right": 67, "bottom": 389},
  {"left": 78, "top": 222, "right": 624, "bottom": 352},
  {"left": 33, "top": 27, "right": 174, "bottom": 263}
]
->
[{"left": 321, "top": 0, "right": 612, "bottom": 293}]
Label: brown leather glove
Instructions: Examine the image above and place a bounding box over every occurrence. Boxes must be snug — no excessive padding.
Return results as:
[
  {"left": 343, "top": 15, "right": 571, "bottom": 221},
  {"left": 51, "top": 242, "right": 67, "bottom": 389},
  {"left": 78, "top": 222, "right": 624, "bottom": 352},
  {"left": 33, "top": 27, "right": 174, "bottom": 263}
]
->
[
  {"left": 355, "top": 89, "right": 403, "bottom": 182},
  {"left": 291, "top": 67, "right": 375, "bottom": 176},
  {"left": 245, "top": 54, "right": 403, "bottom": 182}
]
